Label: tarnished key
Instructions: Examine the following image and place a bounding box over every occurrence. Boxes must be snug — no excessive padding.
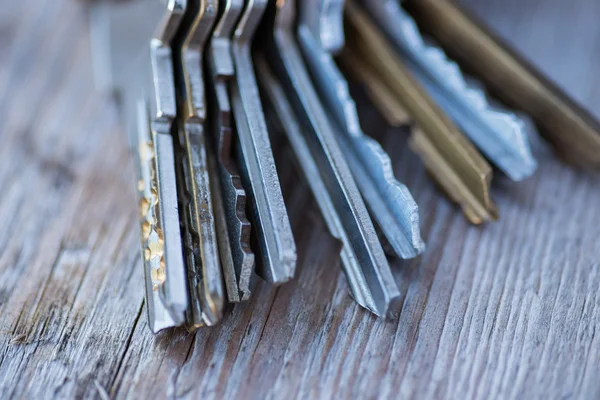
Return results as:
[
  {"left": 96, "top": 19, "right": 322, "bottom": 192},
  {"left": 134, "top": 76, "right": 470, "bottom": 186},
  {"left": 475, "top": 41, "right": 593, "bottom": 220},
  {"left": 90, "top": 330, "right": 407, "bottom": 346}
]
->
[
  {"left": 90, "top": 0, "right": 190, "bottom": 332},
  {"left": 404, "top": 0, "right": 600, "bottom": 169},
  {"left": 230, "top": 0, "right": 297, "bottom": 284},
  {"left": 345, "top": 1, "right": 498, "bottom": 225},
  {"left": 136, "top": 1, "right": 190, "bottom": 332},
  {"left": 134, "top": 96, "right": 188, "bottom": 333},
  {"left": 171, "top": 0, "right": 224, "bottom": 328},
  {"left": 206, "top": 0, "right": 254, "bottom": 302},
  {"left": 297, "top": 0, "right": 425, "bottom": 259},
  {"left": 261, "top": 0, "right": 401, "bottom": 318},
  {"left": 363, "top": 0, "right": 537, "bottom": 182}
]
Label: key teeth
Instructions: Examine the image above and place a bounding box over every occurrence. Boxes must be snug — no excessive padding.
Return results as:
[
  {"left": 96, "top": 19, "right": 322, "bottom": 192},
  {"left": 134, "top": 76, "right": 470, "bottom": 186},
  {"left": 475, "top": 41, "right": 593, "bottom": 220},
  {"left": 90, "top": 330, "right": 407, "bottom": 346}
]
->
[
  {"left": 232, "top": 10, "right": 298, "bottom": 284},
  {"left": 227, "top": 170, "right": 255, "bottom": 297},
  {"left": 389, "top": 4, "right": 537, "bottom": 180},
  {"left": 363, "top": 137, "right": 426, "bottom": 257},
  {"left": 207, "top": 61, "right": 255, "bottom": 300}
]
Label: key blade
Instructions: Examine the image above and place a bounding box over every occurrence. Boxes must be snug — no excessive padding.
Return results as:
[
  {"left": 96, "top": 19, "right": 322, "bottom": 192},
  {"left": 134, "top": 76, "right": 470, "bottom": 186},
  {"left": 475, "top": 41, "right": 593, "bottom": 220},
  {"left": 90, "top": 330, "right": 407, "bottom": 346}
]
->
[
  {"left": 171, "top": 0, "right": 225, "bottom": 327},
  {"left": 345, "top": 2, "right": 498, "bottom": 224},
  {"left": 262, "top": 0, "right": 401, "bottom": 318},
  {"left": 364, "top": 0, "right": 536, "bottom": 181},
  {"left": 206, "top": 0, "right": 255, "bottom": 302},
  {"left": 297, "top": 0, "right": 425, "bottom": 259},
  {"left": 404, "top": 0, "right": 600, "bottom": 169},
  {"left": 103, "top": 0, "right": 190, "bottom": 332},
  {"left": 256, "top": 56, "right": 381, "bottom": 314},
  {"left": 135, "top": 98, "right": 188, "bottom": 333},
  {"left": 230, "top": 0, "right": 297, "bottom": 284}
]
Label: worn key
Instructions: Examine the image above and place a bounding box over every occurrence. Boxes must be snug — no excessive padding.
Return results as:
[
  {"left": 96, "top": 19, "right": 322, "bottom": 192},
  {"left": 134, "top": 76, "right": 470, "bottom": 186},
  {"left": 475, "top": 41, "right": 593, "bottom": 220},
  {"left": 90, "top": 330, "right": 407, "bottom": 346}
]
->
[
  {"left": 260, "top": 0, "right": 401, "bottom": 318},
  {"left": 91, "top": 0, "right": 190, "bottom": 332},
  {"left": 206, "top": 0, "right": 254, "bottom": 302},
  {"left": 364, "top": 0, "right": 537, "bottom": 182},
  {"left": 345, "top": 1, "right": 498, "bottom": 224},
  {"left": 139, "top": 1, "right": 190, "bottom": 332},
  {"left": 297, "top": 0, "right": 425, "bottom": 259},
  {"left": 230, "top": 0, "right": 297, "bottom": 284},
  {"left": 404, "top": 0, "right": 600, "bottom": 169},
  {"left": 170, "top": 0, "right": 225, "bottom": 328},
  {"left": 134, "top": 96, "right": 189, "bottom": 333}
]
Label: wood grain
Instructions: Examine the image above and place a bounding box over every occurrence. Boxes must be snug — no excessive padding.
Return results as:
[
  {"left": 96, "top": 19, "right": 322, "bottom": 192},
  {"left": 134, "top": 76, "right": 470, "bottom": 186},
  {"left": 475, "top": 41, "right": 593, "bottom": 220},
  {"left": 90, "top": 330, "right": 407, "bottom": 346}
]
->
[{"left": 0, "top": 0, "right": 599, "bottom": 398}]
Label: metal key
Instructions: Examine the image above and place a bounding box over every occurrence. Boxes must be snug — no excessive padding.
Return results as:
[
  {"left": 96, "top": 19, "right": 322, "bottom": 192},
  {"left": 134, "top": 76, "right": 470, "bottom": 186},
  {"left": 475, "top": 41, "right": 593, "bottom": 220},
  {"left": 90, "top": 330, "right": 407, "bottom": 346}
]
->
[
  {"left": 90, "top": 0, "right": 190, "bottom": 333},
  {"left": 137, "top": 1, "right": 191, "bottom": 332},
  {"left": 404, "top": 0, "right": 600, "bottom": 169},
  {"left": 345, "top": 2, "right": 498, "bottom": 225},
  {"left": 260, "top": 0, "right": 401, "bottom": 318},
  {"left": 230, "top": 0, "right": 297, "bottom": 284},
  {"left": 297, "top": 0, "right": 425, "bottom": 259},
  {"left": 171, "top": 0, "right": 224, "bottom": 328},
  {"left": 206, "top": 0, "right": 254, "bottom": 302},
  {"left": 256, "top": 56, "right": 387, "bottom": 317},
  {"left": 362, "top": 0, "right": 537, "bottom": 182},
  {"left": 140, "top": 1, "right": 191, "bottom": 333}
]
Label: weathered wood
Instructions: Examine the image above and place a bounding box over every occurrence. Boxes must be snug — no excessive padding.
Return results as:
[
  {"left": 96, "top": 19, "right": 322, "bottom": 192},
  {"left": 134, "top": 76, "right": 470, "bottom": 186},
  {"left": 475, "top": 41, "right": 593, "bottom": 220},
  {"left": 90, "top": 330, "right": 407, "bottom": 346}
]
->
[{"left": 0, "top": 0, "right": 599, "bottom": 398}]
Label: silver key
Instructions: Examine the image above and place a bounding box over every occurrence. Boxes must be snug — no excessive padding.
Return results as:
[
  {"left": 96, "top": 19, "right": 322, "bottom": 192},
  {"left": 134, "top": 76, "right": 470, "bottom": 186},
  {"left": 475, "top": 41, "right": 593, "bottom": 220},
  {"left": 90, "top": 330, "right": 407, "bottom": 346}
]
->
[
  {"left": 90, "top": 0, "right": 190, "bottom": 333},
  {"left": 206, "top": 0, "right": 255, "bottom": 302},
  {"left": 297, "top": 0, "right": 425, "bottom": 259},
  {"left": 363, "top": 0, "right": 537, "bottom": 181},
  {"left": 230, "top": 0, "right": 297, "bottom": 284},
  {"left": 257, "top": 56, "right": 383, "bottom": 316},
  {"left": 261, "top": 0, "right": 401, "bottom": 318}
]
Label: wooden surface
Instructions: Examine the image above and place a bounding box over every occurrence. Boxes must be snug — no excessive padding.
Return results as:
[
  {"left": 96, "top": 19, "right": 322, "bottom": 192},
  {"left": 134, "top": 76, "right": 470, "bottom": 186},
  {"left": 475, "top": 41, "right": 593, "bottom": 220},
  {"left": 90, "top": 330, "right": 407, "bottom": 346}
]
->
[{"left": 1, "top": 0, "right": 600, "bottom": 398}]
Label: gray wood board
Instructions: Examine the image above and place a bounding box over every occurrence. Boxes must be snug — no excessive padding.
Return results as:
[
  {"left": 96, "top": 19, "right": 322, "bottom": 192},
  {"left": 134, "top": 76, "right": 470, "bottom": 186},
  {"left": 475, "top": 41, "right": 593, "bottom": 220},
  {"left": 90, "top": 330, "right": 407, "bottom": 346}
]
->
[{"left": 0, "top": 0, "right": 599, "bottom": 398}]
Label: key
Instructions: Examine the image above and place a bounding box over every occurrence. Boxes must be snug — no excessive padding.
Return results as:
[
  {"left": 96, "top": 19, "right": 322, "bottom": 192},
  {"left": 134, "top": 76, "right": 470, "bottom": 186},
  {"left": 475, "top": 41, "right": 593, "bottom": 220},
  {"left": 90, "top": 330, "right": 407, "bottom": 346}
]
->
[
  {"left": 230, "top": 0, "right": 297, "bottom": 284},
  {"left": 345, "top": 1, "right": 498, "bottom": 225},
  {"left": 206, "top": 0, "right": 255, "bottom": 302},
  {"left": 260, "top": 0, "right": 401, "bottom": 318},
  {"left": 170, "top": 0, "right": 224, "bottom": 328},
  {"left": 91, "top": 0, "right": 190, "bottom": 333},
  {"left": 297, "top": 0, "right": 425, "bottom": 260},
  {"left": 134, "top": 96, "right": 188, "bottom": 333},
  {"left": 139, "top": 0, "right": 191, "bottom": 333},
  {"left": 139, "top": 1, "right": 191, "bottom": 333},
  {"left": 363, "top": 0, "right": 537, "bottom": 182},
  {"left": 404, "top": 0, "right": 600, "bottom": 169},
  {"left": 256, "top": 56, "right": 391, "bottom": 317}
]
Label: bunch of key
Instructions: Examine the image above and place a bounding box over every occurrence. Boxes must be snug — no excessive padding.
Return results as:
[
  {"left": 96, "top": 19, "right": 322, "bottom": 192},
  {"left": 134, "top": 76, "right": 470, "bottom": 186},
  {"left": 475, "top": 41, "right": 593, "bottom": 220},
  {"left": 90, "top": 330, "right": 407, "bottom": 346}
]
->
[{"left": 89, "top": 0, "right": 600, "bottom": 333}]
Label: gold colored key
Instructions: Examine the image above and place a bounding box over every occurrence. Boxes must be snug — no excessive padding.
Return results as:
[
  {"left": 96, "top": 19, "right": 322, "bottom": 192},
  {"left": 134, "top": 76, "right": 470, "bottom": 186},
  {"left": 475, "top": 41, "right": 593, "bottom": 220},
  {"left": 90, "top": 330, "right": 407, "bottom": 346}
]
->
[
  {"left": 404, "top": 0, "right": 600, "bottom": 169},
  {"left": 339, "top": 49, "right": 412, "bottom": 128},
  {"left": 345, "top": 1, "right": 498, "bottom": 224}
]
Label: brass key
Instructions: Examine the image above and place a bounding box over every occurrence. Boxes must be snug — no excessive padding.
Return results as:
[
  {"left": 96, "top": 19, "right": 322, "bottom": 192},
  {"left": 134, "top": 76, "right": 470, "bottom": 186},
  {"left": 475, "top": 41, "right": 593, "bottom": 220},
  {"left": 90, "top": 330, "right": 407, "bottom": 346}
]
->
[{"left": 339, "top": 50, "right": 412, "bottom": 128}]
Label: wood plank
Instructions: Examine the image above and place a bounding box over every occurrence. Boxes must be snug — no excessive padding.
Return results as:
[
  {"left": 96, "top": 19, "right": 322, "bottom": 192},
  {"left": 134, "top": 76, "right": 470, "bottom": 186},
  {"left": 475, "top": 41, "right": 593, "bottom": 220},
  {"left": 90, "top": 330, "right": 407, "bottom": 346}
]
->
[{"left": 0, "top": 0, "right": 599, "bottom": 398}]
